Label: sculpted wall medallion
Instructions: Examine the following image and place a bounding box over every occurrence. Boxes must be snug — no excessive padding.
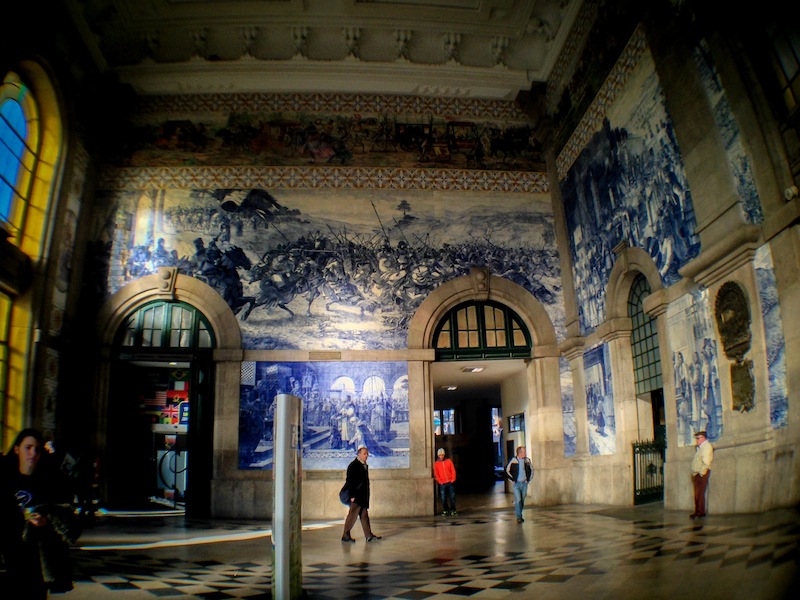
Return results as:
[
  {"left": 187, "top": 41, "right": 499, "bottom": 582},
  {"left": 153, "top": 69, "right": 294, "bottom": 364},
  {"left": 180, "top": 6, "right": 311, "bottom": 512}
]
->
[{"left": 715, "top": 281, "right": 754, "bottom": 412}]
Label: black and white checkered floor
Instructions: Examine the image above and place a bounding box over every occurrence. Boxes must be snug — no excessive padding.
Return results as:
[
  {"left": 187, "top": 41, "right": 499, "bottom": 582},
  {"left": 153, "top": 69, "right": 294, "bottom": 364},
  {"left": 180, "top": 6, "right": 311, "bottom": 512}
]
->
[{"left": 68, "top": 498, "right": 799, "bottom": 599}]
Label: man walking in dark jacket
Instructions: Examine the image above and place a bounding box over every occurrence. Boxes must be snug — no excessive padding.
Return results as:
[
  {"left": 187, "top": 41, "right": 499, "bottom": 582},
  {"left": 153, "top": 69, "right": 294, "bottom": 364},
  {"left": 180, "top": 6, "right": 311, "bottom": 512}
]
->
[
  {"left": 341, "top": 446, "right": 382, "bottom": 542},
  {"left": 505, "top": 446, "right": 533, "bottom": 523}
]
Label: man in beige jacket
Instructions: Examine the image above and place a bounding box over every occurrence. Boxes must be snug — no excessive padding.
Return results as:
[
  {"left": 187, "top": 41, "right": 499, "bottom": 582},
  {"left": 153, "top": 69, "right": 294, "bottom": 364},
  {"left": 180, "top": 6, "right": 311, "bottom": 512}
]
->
[{"left": 690, "top": 430, "right": 714, "bottom": 519}]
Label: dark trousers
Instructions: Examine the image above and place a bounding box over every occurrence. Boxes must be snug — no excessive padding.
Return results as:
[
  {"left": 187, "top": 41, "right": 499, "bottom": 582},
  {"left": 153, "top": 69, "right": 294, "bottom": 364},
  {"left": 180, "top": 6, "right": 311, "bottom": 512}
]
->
[
  {"left": 438, "top": 482, "right": 456, "bottom": 512},
  {"left": 342, "top": 502, "right": 373, "bottom": 539},
  {"left": 2, "top": 538, "right": 47, "bottom": 600},
  {"left": 692, "top": 471, "right": 711, "bottom": 516}
]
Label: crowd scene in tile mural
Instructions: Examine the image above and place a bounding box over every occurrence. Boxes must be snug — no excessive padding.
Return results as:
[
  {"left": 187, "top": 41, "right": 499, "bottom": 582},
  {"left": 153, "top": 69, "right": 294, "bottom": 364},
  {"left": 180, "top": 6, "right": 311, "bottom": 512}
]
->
[
  {"left": 239, "top": 361, "right": 409, "bottom": 471},
  {"left": 583, "top": 344, "right": 617, "bottom": 456},
  {"left": 667, "top": 290, "right": 725, "bottom": 447},
  {"left": 562, "top": 52, "right": 702, "bottom": 336},
  {"left": 673, "top": 339, "right": 723, "bottom": 444}
]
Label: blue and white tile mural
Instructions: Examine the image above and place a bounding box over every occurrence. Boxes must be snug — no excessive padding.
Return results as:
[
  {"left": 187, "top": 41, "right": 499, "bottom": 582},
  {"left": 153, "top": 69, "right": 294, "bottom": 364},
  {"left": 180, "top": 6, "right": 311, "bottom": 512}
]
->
[
  {"left": 96, "top": 188, "right": 563, "bottom": 350},
  {"left": 694, "top": 40, "right": 763, "bottom": 225},
  {"left": 561, "top": 47, "right": 701, "bottom": 336},
  {"left": 584, "top": 343, "right": 616, "bottom": 456},
  {"left": 239, "top": 361, "right": 409, "bottom": 471},
  {"left": 560, "top": 356, "right": 577, "bottom": 457},
  {"left": 667, "top": 289, "right": 724, "bottom": 446},
  {"left": 754, "top": 245, "right": 788, "bottom": 429}
]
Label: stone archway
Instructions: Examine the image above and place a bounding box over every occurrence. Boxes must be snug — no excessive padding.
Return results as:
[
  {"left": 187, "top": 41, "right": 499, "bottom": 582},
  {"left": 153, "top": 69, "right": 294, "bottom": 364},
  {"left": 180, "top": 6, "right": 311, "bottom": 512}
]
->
[
  {"left": 605, "top": 246, "right": 663, "bottom": 321},
  {"left": 407, "top": 268, "right": 563, "bottom": 505},
  {"left": 93, "top": 267, "right": 242, "bottom": 512},
  {"left": 408, "top": 267, "right": 558, "bottom": 350},
  {"left": 96, "top": 267, "right": 241, "bottom": 349}
]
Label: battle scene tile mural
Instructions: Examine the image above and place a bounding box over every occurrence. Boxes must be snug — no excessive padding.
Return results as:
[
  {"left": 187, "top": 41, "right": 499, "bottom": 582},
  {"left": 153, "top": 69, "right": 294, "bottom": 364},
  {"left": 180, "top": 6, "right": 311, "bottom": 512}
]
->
[{"left": 91, "top": 187, "right": 564, "bottom": 350}]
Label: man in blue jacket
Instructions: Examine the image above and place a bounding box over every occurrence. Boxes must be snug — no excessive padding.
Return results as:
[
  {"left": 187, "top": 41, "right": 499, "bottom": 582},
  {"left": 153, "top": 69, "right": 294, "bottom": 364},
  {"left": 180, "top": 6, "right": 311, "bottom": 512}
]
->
[{"left": 505, "top": 446, "right": 533, "bottom": 523}]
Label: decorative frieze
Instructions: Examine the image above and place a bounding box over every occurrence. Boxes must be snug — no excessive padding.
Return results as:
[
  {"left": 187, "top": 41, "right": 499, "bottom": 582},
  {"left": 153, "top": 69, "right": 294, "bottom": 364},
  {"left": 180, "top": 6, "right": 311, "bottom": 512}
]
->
[{"left": 98, "top": 166, "right": 549, "bottom": 193}]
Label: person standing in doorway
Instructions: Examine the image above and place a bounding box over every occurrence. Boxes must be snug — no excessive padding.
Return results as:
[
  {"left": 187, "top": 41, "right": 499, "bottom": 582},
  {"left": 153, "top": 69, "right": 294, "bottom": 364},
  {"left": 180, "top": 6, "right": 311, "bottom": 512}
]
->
[
  {"left": 690, "top": 430, "right": 714, "bottom": 519},
  {"left": 505, "top": 445, "right": 533, "bottom": 524},
  {"left": 341, "top": 446, "right": 382, "bottom": 543},
  {"left": 434, "top": 448, "right": 457, "bottom": 516}
]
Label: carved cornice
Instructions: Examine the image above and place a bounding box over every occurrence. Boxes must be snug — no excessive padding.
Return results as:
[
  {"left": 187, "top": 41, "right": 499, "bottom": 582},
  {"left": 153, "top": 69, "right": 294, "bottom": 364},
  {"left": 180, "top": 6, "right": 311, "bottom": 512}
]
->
[
  {"left": 559, "top": 336, "right": 585, "bottom": 361},
  {"left": 596, "top": 317, "right": 633, "bottom": 344},
  {"left": 678, "top": 225, "right": 761, "bottom": 287}
]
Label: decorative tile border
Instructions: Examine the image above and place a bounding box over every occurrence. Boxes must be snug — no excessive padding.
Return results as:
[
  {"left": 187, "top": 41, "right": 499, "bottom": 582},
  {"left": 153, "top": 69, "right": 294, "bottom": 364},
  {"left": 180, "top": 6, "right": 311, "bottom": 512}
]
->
[
  {"left": 138, "top": 92, "right": 530, "bottom": 122},
  {"left": 556, "top": 24, "right": 648, "bottom": 181},
  {"left": 98, "top": 165, "right": 549, "bottom": 194}
]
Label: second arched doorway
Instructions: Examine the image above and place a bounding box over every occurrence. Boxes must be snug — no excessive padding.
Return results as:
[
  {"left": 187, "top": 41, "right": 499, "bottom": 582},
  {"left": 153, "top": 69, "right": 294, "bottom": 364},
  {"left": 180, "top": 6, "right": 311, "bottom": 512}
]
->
[{"left": 432, "top": 299, "right": 532, "bottom": 494}]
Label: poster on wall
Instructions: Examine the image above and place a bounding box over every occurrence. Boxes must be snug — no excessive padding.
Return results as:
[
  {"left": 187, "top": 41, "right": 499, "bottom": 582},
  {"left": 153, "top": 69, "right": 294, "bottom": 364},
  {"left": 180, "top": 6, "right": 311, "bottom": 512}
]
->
[
  {"left": 667, "top": 289, "right": 723, "bottom": 446},
  {"left": 239, "top": 360, "right": 409, "bottom": 471},
  {"left": 584, "top": 343, "right": 616, "bottom": 456},
  {"left": 92, "top": 188, "right": 564, "bottom": 351}
]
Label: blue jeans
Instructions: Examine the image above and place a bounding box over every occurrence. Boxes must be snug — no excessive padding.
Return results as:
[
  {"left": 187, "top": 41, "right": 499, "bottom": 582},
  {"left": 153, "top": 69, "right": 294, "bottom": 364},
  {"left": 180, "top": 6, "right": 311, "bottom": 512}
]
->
[
  {"left": 512, "top": 480, "right": 528, "bottom": 519},
  {"left": 439, "top": 482, "right": 456, "bottom": 512}
]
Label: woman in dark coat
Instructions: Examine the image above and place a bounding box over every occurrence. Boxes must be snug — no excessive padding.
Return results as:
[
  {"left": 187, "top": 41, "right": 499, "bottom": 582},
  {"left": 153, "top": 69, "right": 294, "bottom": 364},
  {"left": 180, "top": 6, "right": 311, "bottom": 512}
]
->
[
  {"left": 341, "top": 446, "right": 381, "bottom": 543},
  {"left": 0, "top": 429, "right": 76, "bottom": 598}
]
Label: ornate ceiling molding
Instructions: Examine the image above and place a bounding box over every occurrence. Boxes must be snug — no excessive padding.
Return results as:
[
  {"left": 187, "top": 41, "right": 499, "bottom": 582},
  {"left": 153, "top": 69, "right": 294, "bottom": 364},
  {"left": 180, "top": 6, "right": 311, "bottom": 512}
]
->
[{"left": 67, "top": 0, "right": 583, "bottom": 100}]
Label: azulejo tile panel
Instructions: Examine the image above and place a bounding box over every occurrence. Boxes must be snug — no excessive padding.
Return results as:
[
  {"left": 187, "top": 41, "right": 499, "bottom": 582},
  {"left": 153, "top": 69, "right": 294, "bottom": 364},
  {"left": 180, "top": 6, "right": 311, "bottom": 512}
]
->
[{"left": 557, "top": 24, "right": 648, "bottom": 181}]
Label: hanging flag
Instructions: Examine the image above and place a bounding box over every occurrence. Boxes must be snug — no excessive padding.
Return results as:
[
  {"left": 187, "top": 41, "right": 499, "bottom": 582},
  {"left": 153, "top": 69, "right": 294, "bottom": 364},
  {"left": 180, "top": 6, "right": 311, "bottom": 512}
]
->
[
  {"left": 168, "top": 371, "right": 189, "bottom": 402},
  {"left": 143, "top": 391, "right": 167, "bottom": 406},
  {"left": 161, "top": 404, "right": 181, "bottom": 424},
  {"left": 167, "top": 389, "right": 189, "bottom": 401}
]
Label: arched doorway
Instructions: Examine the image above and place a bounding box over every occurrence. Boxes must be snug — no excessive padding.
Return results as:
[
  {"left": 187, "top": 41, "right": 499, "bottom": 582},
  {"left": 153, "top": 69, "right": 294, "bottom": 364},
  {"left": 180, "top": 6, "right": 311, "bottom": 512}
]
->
[
  {"left": 432, "top": 300, "right": 532, "bottom": 495},
  {"left": 606, "top": 248, "right": 666, "bottom": 504},
  {"left": 95, "top": 268, "right": 241, "bottom": 516},
  {"left": 408, "top": 269, "right": 560, "bottom": 512},
  {"left": 628, "top": 273, "right": 665, "bottom": 442},
  {"left": 105, "top": 301, "right": 214, "bottom": 512}
]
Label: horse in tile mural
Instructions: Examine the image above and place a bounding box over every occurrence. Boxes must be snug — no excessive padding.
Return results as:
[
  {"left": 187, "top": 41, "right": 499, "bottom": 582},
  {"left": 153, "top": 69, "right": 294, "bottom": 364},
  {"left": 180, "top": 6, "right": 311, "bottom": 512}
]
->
[{"left": 242, "top": 251, "right": 323, "bottom": 320}]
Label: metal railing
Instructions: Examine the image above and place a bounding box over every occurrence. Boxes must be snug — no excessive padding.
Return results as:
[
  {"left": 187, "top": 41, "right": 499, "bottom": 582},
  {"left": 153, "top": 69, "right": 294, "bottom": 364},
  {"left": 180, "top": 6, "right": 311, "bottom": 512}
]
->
[{"left": 632, "top": 439, "right": 665, "bottom": 505}]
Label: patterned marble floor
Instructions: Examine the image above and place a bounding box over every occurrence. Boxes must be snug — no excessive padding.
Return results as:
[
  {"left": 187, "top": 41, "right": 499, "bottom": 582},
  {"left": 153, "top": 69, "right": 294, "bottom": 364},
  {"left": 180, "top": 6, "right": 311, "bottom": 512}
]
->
[{"left": 62, "top": 495, "right": 799, "bottom": 599}]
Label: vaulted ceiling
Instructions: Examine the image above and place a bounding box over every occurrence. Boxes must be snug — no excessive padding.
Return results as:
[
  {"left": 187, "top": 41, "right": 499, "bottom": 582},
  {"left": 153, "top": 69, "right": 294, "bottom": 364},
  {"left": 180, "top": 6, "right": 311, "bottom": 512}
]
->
[{"left": 66, "top": 0, "right": 582, "bottom": 99}]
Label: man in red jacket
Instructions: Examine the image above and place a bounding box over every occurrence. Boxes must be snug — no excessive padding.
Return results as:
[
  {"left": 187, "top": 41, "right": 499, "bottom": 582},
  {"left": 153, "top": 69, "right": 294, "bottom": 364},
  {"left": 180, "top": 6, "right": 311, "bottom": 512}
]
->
[{"left": 434, "top": 448, "right": 457, "bottom": 516}]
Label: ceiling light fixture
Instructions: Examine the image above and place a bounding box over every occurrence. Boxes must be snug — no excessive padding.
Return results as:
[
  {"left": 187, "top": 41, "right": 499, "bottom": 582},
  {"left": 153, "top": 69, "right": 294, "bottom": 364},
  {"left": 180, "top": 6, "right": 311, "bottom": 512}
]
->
[
  {"left": 441, "top": 385, "right": 458, "bottom": 391},
  {"left": 461, "top": 366, "right": 485, "bottom": 373}
]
